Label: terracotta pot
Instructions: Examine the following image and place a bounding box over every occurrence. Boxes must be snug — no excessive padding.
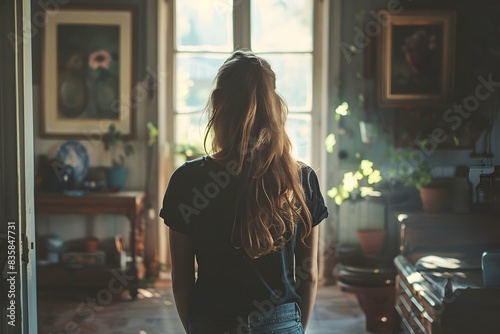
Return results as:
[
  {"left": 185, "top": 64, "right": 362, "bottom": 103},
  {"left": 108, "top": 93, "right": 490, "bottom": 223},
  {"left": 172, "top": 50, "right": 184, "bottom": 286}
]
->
[
  {"left": 420, "top": 186, "right": 448, "bottom": 213},
  {"left": 84, "top": 237, "right": 99, "bottom": 253},
  {"left": 356, "top": 229, "right": 387, "bottom": 254},
  {"left": 339, "top": 283, "right": 396, "bottom": 333}
]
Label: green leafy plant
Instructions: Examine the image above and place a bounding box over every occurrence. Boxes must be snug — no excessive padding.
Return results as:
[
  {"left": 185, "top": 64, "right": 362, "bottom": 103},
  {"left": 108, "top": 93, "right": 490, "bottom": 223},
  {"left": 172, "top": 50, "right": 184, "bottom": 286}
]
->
[
  {"left": 325, "top": 100, "right": 385, "bottom": 205},
  {"left": 175, "top": 143, "right": 204, "bottom": 160},
  {"left": 102, "top": 124, "right": 134, "bottom": 167},
  {"left": 327, "top": 159, "right": 383, "bottom": 205},
  {"left": 335, "top": 101, "right": 351, "bottom": 120},
  {"left": 386, "top": 147, "right": 432, "bottom": 189},
  {"left": 147, "top": 122, "right": 158, "bottom": 147}
]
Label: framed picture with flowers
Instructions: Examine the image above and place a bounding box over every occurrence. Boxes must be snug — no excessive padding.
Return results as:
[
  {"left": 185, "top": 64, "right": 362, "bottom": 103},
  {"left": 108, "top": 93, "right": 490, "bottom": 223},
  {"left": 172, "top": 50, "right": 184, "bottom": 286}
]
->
[
  {"left": 377, "top": 11, "right": 456, "bottom": 107},
  {"left": 41, "top": 7, "right": 136, "bottom": 138}
]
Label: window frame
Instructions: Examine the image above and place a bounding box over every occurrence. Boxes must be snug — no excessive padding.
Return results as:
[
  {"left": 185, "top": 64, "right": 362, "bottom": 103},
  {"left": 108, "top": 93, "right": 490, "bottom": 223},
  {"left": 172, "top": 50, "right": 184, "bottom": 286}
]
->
[{"left": 168, "top": 0, "right": 328, "bottom": 168}]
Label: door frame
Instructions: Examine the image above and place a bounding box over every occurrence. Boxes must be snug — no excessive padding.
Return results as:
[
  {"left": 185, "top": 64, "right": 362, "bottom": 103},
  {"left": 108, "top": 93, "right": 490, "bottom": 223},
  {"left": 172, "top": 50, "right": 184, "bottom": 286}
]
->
[{"left": 1, "top": 0, "right": 37, "bottom": 333}]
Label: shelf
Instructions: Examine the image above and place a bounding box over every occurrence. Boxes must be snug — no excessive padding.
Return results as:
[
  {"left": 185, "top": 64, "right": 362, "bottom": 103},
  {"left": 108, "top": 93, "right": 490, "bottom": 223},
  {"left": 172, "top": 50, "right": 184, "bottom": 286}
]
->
[
  {"left": 37, "top": 264, "right": 130, "bottom": 290},
  {"left": 35, "top": 191, "right": 146, "bottom": 299}
]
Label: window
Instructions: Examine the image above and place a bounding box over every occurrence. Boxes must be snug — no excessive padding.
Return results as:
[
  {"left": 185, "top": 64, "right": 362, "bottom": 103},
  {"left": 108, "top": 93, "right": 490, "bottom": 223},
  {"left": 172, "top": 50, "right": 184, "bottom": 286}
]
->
[
  {"left": 174, "top": 0, "right": 232, "bottom": 164},
  {"left": 172, "top": 0, "right": 322, "bottom": 165}
]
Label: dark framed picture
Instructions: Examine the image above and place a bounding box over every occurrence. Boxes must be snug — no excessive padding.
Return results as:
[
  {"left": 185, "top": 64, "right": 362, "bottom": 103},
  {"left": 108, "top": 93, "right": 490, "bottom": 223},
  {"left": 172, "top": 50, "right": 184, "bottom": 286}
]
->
[
  {"left": 41, "top": 7, "right": 136, "bottom": 138},
  {"left": 377, "top": 11, "right": 456, "bottom": 107}
]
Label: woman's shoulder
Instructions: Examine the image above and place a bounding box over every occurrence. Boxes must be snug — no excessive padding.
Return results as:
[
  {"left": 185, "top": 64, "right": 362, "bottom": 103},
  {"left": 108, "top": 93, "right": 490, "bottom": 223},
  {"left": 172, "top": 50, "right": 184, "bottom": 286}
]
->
[
  {"left": 169, "top": 156, "right": 211, "bottom": 180},
  {"left": 296, "top": 161, "right": 317, "bottom": 176},
  {"left": 174, "top": 156, "right": 210, "bottom": 171},
  {"left": 296, "top": 162, "right": 322, "bottom": 193}
]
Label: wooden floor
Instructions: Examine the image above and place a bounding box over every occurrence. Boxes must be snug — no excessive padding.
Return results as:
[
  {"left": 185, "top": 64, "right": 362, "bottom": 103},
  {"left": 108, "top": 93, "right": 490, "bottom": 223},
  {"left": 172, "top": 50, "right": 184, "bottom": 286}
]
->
[{"left": 37, "top": 280, "right": 373, "bottom": 334}]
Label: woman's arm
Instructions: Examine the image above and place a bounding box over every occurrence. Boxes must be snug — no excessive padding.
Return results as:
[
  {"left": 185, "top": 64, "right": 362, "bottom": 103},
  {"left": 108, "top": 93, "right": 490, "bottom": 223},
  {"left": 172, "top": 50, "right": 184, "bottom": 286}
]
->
[
  {"left": 169, "top": 229, "right": 196, "bottom": 333},
  {"left": 295, "top": 225, "right": 319, "bottom": 331}
]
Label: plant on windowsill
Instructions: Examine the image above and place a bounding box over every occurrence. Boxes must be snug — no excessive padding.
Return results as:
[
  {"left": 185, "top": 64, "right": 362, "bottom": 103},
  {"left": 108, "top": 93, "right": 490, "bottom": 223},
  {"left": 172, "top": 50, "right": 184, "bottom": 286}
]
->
[
  {"left": 175, "top": 143, "right": 205, "bottom": 161},
  {"left": 102, "top": 124, "right": 134, "bottom": 191}
]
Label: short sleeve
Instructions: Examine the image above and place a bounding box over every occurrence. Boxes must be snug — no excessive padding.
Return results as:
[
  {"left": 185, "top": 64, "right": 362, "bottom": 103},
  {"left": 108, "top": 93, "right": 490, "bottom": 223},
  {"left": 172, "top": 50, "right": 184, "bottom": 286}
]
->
[
  {"left": 159, "top": 165, "right": 193, "bottom": 234},
  {"left": 301, "top": 166, "right": 329, "bottom": 226}
]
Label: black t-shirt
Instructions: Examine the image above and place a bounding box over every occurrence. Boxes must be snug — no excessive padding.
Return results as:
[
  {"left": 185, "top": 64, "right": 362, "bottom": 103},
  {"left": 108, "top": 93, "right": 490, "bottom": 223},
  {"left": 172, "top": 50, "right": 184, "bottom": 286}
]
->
[{"left": 159, "top": 156, "right": 328, "bottom": 318}]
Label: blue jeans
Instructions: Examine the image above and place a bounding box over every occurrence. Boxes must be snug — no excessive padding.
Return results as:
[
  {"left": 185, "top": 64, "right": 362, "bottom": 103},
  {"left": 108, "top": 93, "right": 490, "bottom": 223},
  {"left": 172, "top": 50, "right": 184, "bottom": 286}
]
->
[{"left": 189, "top": 302, "right": 304, "bottom": 334}]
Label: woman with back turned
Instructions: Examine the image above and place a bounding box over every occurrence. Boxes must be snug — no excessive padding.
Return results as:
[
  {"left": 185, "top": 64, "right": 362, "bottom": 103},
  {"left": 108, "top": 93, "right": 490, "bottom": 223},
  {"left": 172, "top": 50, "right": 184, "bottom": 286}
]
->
[{"left": 160, "top": 50, "right": 328, "bottom": 334}]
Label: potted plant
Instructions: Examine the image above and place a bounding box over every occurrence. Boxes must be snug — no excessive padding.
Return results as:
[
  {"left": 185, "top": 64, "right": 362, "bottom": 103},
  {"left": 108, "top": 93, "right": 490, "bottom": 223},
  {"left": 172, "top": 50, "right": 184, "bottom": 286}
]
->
[
  {"left": 102, "top": 124, "right": 134, "bottom": 190},
  {"left": 326, "top": 100, "right": 388, "bottom": 254},
  {"left": 387, "top": 147, "right": 448, "bottom": 213},
  {"left": 326, "top": 157, "right": 387, "bottom": 254}
]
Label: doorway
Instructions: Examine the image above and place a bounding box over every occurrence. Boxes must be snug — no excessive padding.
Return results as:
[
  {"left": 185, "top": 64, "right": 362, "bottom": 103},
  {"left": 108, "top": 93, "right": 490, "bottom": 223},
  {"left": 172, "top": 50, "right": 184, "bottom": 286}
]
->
[{"left": 0, "top": 0, "right": 38, "bottom": 333}]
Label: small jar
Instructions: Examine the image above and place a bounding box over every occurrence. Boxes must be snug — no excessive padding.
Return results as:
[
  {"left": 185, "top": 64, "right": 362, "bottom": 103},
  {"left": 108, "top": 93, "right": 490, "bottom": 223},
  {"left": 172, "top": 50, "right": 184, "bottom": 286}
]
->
[{"left": 477, "top": 174, "right": 494, "bottom": 204}]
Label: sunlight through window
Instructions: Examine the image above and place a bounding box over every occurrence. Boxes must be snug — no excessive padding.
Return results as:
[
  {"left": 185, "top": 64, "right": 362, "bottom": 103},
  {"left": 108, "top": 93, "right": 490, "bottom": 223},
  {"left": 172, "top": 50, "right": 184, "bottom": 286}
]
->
[{"left": 174, "top": 0, "right": 315, "bottom": 164}]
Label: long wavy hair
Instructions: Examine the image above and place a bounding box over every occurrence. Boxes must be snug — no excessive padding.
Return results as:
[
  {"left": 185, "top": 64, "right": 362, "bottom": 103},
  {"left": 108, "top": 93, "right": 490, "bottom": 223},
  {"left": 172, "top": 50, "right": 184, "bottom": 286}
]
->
[{"left": 204, "top": 51, "right": 313, "bottom": 259}]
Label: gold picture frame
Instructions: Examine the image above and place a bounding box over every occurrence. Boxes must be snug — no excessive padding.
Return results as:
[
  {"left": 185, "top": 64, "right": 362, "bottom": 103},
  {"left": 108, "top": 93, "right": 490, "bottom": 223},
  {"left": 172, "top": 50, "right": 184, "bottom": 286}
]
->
[
  {"left": 377, "top": 10, "right": 456, "bottom": 107},
  {"left": 41, "top": 7, "right": 136, "bottom": 138}
]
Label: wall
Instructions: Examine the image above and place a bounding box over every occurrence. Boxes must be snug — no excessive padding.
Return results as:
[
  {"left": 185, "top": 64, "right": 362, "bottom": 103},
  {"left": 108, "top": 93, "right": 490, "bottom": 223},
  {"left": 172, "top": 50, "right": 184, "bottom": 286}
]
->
[
  {"left": 332, "top": 0, "right": 500, "bottom": 246},
  {"left": 337, "top": 0, "right": 500, "bottom": 166},
  {"left": 31, "top": 0, "right": 160, "bottom": 262}
]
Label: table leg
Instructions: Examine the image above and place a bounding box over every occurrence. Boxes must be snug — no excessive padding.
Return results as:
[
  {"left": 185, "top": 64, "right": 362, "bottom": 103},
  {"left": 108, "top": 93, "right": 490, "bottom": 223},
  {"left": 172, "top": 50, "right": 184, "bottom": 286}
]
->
[
  {"left": 127, "top": 195, "right": 146, "bottom": 300},
  {"left": 128, "top": 207, "right": 139, "bottom": 300},
  {"left": 127, "top": 266, "right": 138, "bottom": 300}
]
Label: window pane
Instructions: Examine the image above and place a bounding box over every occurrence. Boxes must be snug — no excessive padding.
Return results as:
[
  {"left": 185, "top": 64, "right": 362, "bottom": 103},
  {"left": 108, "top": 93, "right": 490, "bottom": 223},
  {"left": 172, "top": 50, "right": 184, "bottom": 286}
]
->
[
  {"left": 251, "top": 0, "right": 313, "bottom": 52},
  {"left": 265, "top": 54, "right": 312, "bottom": 110},
  {"left": 176, "top": 0, "right": 233, "bottom": 51},
  {"left": 175, "top": 113, "right": 311, "bottom": 165},
  {"left": 175, "top": 112, "right": 207, "bottom": 151},
  {"left": 175, "top": 112, "right": 212, "bottom": 166},
  {"left": 287, "top": 113, "right": 311, "bottom": 164},
  {"left": 176, "top": 54, "right": 227, "bottom": 111}
]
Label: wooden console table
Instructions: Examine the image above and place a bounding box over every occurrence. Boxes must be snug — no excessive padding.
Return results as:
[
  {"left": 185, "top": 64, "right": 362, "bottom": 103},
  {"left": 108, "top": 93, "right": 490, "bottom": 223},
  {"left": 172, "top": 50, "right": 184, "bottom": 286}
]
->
[{"left": 35, "top": 191, "right": 146, "bottom": 299}]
